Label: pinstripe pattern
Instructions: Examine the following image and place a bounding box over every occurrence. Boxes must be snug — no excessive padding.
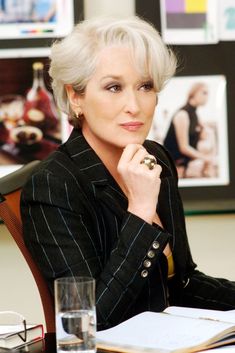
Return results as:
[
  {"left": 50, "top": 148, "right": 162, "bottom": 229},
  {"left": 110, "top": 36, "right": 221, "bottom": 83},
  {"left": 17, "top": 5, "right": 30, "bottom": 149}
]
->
[{"left": 21, "top": 128, "right": 235, "bottom": 330}]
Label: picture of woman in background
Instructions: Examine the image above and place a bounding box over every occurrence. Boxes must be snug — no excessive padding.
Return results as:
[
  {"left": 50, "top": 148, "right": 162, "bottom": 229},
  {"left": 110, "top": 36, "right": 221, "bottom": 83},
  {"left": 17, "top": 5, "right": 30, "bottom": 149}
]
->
[
  {"left": 163, "top": 82, "right": 218, "bottom": 178},
  {"left": 0, "top": 0, "right": 56, "bottom": 23}
]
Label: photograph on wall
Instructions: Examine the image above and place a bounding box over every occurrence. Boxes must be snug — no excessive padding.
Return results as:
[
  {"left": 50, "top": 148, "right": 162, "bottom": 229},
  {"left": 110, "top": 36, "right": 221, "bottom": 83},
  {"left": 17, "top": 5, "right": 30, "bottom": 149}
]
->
[
  {"left": 219, "top": 0, "right": 235, "bottom": 41},
  {"left": 0, "top": 0, "right": 74, "bottom": 39},
  {"left": 0, "top": 55, "right": 70, "bottom": 177},
  {"left": 148, "top": 75, "right": 229, "bottom": 188},
  {"left": 160, "top": 0, "right": 219, "bottom": 44}
]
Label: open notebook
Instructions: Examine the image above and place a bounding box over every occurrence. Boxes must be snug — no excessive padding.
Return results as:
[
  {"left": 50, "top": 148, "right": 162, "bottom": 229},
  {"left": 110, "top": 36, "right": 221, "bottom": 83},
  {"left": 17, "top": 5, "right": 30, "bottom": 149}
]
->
[{"left": 97, "top": 306, "right": 235, "bottom": 353}]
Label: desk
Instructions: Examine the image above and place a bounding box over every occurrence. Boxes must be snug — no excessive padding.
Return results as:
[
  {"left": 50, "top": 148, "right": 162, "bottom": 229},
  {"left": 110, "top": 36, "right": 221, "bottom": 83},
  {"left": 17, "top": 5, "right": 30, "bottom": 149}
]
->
[
  {"left": 44, "top": 333, "right": 112, "bottom": 353},
  {"left": 2, "top": 333, "right": 113, "bottom": 353},
  {"left": 2, "top": 333, "right": 234, "bottom": 353}
]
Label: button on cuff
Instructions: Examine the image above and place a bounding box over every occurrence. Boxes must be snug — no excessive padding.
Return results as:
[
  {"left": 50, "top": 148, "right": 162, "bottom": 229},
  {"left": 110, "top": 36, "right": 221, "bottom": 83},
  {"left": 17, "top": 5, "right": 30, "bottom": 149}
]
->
[
  {"left": 152, "top": 241, "right": 160, "bottom": 250},
  {"left": 141, "top": 270, "right": 148, "bottom": 278},
  {"left": 143, "top": 260, "right": 151, "bottom": 268},
  {"left": 147, "top": 250, "right": 155, "bottom": 258}
]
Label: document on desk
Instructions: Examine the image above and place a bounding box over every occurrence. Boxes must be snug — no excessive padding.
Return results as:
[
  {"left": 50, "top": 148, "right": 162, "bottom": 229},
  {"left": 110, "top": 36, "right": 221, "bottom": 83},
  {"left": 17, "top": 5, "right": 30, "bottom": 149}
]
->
[{"left": 96, "top": 307, "right": 235, "bottom": 353}]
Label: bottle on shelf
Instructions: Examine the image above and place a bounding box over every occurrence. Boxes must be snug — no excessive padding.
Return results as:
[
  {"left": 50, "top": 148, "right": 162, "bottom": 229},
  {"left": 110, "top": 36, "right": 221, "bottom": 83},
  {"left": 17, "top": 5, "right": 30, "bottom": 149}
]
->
[{"left": 23, "top": 62, "right": 59, "bottom": 132}]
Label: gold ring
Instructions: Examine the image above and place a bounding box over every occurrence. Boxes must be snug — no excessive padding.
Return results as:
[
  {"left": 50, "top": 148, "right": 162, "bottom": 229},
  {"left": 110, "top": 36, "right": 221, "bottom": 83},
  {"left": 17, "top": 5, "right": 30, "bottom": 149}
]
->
[{"left": 140, "top": 155, "right": 157, "bottom": 170}]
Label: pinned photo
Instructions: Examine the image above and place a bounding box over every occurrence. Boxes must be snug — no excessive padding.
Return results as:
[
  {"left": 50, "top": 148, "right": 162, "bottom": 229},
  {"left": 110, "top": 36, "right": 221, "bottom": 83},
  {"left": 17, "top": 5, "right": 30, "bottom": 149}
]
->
[
  {"left": 148, "top": 75, "right": 229, "bottom": 187},
  {"left": 160, "top": 0, "right": 219, "bottom": 44}
]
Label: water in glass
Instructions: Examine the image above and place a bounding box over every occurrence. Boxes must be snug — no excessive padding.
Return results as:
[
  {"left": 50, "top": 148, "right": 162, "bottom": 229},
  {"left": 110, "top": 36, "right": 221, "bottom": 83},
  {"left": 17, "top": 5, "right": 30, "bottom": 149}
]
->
[{"left": 56, "top": 309, "right": 96, "bottom": 353}]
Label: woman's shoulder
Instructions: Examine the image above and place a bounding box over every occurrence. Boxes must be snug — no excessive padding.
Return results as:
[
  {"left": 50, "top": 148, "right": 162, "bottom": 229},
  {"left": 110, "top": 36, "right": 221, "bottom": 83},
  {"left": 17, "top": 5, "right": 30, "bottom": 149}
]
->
[
  {"left": 33, "top": 145, "right": 73, "bottom": 178},
  {"left": 22, "top": 141, "right": 80, "bottom": 199},
  {"left": 31, "top": 128, "right": 84, "bottom": 177},
  {"left": 21, "top": 145, "right": 87, "bottom": 208}
]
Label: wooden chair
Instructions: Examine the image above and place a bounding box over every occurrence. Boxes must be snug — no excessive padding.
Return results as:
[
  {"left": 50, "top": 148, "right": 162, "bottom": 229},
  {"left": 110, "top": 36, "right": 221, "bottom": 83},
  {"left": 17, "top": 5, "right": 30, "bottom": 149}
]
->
[{"left": 0, "top": 161, "right": 55, "bottom": 332}]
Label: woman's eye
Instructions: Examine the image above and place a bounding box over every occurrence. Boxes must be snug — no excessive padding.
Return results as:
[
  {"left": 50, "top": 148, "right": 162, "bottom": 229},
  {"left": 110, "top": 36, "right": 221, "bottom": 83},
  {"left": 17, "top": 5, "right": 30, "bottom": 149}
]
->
[
  {"left": 141, "top": 82, "right": 154, "bottom": 91},
  {"left": 106, "top": 84, "right": 121, "bottom": 93}
]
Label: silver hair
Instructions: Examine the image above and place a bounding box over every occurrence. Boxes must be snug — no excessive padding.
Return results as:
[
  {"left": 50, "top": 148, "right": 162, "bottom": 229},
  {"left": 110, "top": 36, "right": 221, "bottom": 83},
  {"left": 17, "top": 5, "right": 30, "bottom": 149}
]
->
[{"left": 49, "top": 16, "right": 177, "bottom": 126}]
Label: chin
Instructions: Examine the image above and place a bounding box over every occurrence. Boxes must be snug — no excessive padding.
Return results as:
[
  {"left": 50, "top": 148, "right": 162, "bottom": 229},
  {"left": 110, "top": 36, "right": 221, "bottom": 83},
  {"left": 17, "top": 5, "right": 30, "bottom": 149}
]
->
[{"left": 121, "top": 137, "right": 146, "bottom": 147}]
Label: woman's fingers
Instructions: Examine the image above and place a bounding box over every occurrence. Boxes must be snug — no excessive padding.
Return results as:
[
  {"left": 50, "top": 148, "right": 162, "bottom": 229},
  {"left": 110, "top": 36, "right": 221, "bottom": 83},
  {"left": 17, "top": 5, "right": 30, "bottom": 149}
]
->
[
  {"left": 118, "top": 143, "right": 162, "bottom": 175},
  {"left": 118, "top": 144, "right": 144, "bottom": 165},
  {"left": 117, "top": 144, "right": 162, "bottom": 223}
]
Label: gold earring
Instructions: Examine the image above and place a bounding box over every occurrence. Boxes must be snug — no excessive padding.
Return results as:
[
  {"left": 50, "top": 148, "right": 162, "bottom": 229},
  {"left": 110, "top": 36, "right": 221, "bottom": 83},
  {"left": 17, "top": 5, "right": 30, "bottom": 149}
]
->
[{"left": 75, "top": 109, "right": 83, "bottom": 119}]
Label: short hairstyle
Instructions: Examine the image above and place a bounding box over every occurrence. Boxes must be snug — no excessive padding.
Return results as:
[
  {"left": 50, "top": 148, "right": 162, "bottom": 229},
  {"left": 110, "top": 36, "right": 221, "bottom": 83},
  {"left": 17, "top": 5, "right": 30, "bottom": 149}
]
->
[
  {"left": 187, "top": 82, "right": 208, "bottom": 102},
  {"left": 49, "top": 16, "right": 177, "bottom": 126}
]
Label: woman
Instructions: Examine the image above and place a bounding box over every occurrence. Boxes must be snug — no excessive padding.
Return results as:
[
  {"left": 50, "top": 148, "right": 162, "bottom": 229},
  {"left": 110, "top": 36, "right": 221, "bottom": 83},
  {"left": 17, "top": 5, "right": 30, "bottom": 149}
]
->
[
  {"left": 21, "top": 16, "right": 235, "bottom": 331},
  {"left": 164, "top": 83, "right": 217, "bottom": 178}
]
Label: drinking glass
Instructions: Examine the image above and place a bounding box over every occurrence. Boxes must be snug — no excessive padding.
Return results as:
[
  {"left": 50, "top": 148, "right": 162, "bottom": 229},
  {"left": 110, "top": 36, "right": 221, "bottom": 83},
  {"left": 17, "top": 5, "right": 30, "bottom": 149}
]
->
[{"left": 54, "top": 277, "right": 96, "bottom": 353}]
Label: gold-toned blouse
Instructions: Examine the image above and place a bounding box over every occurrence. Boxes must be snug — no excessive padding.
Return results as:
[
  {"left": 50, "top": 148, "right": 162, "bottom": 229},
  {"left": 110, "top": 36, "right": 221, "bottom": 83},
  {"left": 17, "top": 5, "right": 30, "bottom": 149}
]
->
[{"left": 167, "top": 253, "right": 175, "bottom": 279}]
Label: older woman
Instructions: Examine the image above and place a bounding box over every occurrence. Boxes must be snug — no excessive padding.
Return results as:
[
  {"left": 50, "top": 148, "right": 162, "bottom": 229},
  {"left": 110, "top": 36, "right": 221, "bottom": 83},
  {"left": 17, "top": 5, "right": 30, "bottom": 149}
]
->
[{"left": 21, "top": 16, "right": 235, "bottom": 331}]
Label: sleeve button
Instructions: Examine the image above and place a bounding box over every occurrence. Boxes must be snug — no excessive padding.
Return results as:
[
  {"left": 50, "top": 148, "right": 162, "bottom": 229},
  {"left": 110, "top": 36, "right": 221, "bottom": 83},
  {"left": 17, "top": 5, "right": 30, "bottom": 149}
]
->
[
  {"left": 143, "top": 260, "right": 151, "bottom": 268},
  {"left": 152, "top": 241, "right": 160, "bottom": 249},
  {"left": 141, "top": 270, "right": 148, "bottom": 278},
  {"left": 147, "top": 250, "right": 155, "bottom": 258}
]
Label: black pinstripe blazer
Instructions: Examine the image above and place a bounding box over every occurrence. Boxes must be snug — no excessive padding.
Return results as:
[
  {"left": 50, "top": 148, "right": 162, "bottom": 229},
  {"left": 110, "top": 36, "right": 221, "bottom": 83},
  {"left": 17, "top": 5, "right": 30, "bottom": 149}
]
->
[{"left": 21, "top": 128, "right": 235, "bottom": 330}]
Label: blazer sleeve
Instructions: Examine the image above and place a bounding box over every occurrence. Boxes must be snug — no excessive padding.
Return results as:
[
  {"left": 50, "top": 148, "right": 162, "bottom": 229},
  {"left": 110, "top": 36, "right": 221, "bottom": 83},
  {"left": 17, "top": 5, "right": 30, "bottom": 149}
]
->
[
  {"left": 21, "top": 167, "right": 172, "bottom": 330},
  {"left": 158, "top": 145, "right": 235, "bottom": 311}
]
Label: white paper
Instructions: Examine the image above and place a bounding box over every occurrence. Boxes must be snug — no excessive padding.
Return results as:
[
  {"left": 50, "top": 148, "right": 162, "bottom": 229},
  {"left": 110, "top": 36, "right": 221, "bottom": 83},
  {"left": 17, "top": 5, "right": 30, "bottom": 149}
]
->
[
  {"left": 203, "top": 347, "right": 235, "bottom": 352},
  {"left": 0, "top": 324, "right": 34, "bottom": 336},
  {"left": 165, "top": 306, "right": 235, "bottom": 324},
  {"left": 160, "top": 0, "right": 219, "bottom": 45},
  {"left": 219, "top": 0, "right": 235, "bottom": 41},
  {"left": 97, "top": 311, "right": 235, "bottom": 352}
]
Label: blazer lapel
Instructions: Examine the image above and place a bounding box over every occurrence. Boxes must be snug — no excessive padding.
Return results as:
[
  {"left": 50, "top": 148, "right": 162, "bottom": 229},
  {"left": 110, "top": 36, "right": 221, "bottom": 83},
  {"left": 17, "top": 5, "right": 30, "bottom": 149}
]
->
[{"left": 64, "top": 128, "right": 127, "bottom": 221}]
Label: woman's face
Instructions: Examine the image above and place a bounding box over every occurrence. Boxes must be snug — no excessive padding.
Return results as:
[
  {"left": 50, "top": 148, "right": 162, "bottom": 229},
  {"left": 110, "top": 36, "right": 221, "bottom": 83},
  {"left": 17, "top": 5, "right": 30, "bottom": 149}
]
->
[
  {"left": 192, "top": 85, "right": 209, "bottom": 106},
  {"left": 77, "top": 46, "right": 157, "bottom": 152}
]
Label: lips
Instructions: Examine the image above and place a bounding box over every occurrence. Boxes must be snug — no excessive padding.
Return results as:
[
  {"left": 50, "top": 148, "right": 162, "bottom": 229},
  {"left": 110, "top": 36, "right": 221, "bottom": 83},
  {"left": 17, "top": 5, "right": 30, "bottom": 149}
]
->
[{"left": 120, "top": 122, "right": 144, "bottom": 131}]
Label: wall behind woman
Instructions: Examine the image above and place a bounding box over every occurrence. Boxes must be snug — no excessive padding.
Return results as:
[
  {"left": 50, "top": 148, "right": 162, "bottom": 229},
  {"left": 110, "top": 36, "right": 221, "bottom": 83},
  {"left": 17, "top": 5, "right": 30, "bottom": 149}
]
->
[{"left": 84, "top": 0, "right": 135, "bottom": 18}]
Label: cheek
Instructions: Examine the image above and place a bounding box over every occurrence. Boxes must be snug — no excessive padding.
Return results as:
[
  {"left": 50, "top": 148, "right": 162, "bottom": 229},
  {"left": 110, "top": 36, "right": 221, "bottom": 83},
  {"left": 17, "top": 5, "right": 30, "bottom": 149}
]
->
[
  {"left": 82, "top": 96, "right": 107, "bottom": 119},
  {"left": 145, "top": 96, "right": 157, "bottom": 115}
]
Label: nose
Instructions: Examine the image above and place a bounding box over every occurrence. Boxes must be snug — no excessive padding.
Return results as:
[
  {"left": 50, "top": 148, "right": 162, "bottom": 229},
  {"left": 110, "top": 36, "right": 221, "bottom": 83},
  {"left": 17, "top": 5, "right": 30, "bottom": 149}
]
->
[{"left": 123, "top": 89, "right": 140, "bottom": 115}]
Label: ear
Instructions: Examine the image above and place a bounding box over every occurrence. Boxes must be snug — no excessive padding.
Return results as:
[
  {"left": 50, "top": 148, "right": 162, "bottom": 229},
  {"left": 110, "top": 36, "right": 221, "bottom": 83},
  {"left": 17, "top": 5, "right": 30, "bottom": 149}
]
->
[{"left": 65, "top": 84, "right": 81, "bottom": 111}]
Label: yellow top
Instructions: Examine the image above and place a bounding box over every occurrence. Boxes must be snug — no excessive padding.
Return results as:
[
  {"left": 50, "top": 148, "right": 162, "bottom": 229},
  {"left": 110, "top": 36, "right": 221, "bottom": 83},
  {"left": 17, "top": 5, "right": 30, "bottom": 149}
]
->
[
  {"left": 33, "top": 62, "right": 44, "bottom": 70},
  {"left": 167, "top": 253, "right": 175, "bottom": 279}
]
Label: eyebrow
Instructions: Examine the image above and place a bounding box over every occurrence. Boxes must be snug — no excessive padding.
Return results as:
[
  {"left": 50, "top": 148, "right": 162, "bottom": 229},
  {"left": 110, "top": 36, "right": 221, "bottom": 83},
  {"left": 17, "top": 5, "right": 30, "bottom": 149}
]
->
[
  {"left": 100, "top": 75, "right": 122, "bottom": 82},
  {"left": 100, "top": 75, "right": 152, "bottom": 82}
]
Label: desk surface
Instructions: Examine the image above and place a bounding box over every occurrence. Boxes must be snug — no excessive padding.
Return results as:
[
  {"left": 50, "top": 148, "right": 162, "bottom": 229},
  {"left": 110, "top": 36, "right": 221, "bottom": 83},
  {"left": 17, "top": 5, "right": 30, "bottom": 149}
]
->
[
  {"left": 2, "top": 333, "right": 234, "bottom": 353},
  {"left": 1, "top": 333, "right": 112, "bottom": 353}
]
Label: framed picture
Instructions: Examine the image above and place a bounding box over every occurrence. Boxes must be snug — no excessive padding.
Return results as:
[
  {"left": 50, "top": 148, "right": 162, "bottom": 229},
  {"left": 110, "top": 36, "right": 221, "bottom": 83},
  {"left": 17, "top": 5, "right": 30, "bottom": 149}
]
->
[
  {"left": 136, "top": 0, "right": 235, "bottom": 214},
  {"left": 0, "top": 0, "right": 83, "bottom": 177},
  {"left": 160, "top": 0, "right": 219, "bottom": 44},
  {"left": 219, "top": 0, "right": 235, "bottom": 41},
  {"left": 0, "top": 54, "right": 71, "bottom": 178},
  {"left": 0, "top": 0, "right": 84, "bottom": 53},
  {"left": 148, "top": 75, "right": 229, "bottom": 188},
  {"left": 0, "top": 0, "right": 74, "bottom": 39}
]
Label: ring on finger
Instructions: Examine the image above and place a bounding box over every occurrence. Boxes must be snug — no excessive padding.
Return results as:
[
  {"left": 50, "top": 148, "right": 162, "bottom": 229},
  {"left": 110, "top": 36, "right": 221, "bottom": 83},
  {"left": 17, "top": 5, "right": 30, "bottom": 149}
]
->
[{"left": 140, "top": 155, "right": 157, "bottom": 170}]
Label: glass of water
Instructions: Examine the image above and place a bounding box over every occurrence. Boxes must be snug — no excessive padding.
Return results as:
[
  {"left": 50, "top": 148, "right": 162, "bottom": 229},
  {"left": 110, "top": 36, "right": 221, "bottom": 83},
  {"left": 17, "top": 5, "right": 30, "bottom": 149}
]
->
[{"left": 54, "top": 277, "right": 96, "bottom": 353}]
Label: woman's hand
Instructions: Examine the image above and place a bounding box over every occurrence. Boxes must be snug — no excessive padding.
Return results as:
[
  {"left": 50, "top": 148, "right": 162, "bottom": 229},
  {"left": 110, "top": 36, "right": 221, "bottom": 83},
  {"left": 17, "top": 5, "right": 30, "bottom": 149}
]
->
[{"left": 117, "top": 144, "right": 162, "bottom": 224}]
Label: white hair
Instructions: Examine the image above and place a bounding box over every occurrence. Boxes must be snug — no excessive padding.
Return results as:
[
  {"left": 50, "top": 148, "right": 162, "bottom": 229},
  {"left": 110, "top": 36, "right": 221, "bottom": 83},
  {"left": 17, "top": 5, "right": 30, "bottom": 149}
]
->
[{"left": 49, "top": 16, "right": 177, "bottom": 125}]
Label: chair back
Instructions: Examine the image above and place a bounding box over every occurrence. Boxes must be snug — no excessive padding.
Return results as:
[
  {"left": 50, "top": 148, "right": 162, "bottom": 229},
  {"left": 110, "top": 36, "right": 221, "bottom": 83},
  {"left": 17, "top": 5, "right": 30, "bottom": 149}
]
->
[{"left": 0, "top": 161, "right": 55, "bottom": 332}]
